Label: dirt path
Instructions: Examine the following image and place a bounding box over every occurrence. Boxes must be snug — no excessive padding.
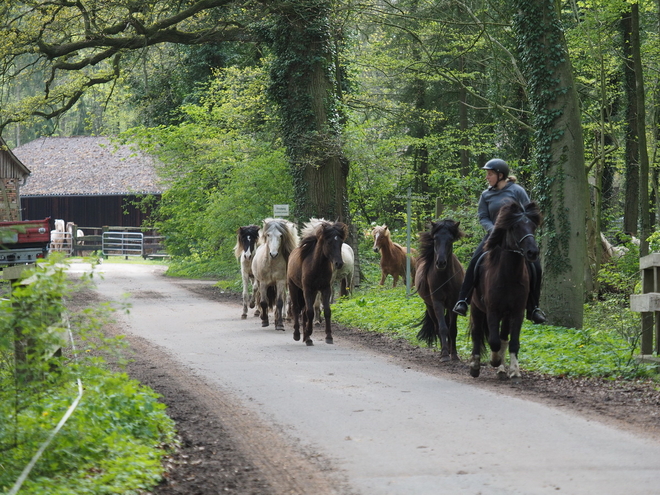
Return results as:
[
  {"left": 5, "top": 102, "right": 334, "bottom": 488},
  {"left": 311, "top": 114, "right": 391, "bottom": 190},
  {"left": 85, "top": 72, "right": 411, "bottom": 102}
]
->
[{"left": 69, "top": 263, "right": 660, "bottom": 495}]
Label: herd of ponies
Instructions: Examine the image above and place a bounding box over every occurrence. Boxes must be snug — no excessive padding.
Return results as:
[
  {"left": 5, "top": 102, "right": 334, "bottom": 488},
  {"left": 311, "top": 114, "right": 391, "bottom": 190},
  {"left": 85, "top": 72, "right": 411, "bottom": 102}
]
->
[{"left": 237, "top": 209, "right": 634, "bottom": 381}]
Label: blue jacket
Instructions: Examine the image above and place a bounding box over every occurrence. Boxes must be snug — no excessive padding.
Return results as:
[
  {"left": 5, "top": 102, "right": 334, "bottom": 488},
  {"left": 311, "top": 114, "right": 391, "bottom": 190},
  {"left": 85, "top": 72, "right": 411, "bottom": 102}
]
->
[{"left": 477, "top": 181, "right": 531, "bottom": 233}]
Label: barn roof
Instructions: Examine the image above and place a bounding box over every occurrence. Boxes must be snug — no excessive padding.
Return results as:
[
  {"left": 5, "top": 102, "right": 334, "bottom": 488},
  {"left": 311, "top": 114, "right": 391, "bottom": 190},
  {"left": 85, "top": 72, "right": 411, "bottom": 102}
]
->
[
  {"left": 13, "top": 136, "right": 164, "bottom": 196},
  {"left": 0, "top": 135, "right": 31, "bottom": 179}
]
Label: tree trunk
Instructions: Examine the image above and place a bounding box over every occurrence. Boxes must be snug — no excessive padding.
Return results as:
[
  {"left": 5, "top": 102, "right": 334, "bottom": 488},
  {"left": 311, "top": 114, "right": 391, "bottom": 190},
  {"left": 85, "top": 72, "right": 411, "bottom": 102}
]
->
[
  {"left": 631, "top": 3, "right": 650, "bottom": 256},
  {"left": 514, "top": 0, "right": 589, "bottom": 328},
  {"left": 268, "top": 0, "right": 349, "bottom": 223},
  {"left": 621, "top": 10, "right": 640, "bottom": 236}
]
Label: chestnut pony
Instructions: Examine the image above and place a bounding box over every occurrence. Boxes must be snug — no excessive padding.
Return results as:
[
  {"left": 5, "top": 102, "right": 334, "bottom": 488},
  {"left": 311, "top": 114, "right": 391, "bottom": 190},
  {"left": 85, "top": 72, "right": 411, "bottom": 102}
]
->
[{"left": 371, "top": 225, "right": 415, "bottom": 287}]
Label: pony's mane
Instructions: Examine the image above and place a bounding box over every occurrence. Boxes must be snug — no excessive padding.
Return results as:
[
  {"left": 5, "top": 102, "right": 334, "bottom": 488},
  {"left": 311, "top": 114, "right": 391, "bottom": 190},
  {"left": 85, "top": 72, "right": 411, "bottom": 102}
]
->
[
  {"left": 485, "top": 201, "right": 541, "bottom": 252},
  {"left": 259, "top": 218, "right": 299, "bottom": 255},
  {"left": 418, "top": 219, "right": 463, "bottom": 264},
  {"left": 301, "top": 217, "right": 328, "bottom": 238},
  {"left": 299, "top": 220, "right": 347, "bottom": 259},
  {"left": 371, "top": 225, "right": 390, "bottom": 238},
  {"left": 233, "top": 224, "right": 260, "bottom": 259}
]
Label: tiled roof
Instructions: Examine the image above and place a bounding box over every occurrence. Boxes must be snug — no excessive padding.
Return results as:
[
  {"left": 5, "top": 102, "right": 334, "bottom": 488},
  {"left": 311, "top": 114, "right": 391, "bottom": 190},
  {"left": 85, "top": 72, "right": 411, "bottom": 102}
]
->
[{"left": 13, "top": 136, "right": 164, "bottom": 196}]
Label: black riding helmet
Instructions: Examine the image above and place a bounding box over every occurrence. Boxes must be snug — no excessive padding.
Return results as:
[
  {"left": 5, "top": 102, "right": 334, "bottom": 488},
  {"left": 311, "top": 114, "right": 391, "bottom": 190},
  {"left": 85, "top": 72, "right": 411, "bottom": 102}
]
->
[{"left": 482, "top": 158, "right": 509, "bottom": 179}]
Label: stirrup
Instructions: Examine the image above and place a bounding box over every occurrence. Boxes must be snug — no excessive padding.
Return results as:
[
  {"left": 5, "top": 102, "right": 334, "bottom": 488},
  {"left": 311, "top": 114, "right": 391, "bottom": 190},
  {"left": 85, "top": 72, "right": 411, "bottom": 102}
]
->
[
  {"left": 530, "top": 307, "right": 547, "bottom": 324},
  {"left": 453, "top": 300, "right": 468, "bottom": 317}
]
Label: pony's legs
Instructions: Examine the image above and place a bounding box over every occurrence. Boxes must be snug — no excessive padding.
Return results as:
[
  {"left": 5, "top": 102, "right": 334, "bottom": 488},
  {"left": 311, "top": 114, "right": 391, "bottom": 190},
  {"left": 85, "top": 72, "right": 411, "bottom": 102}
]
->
[
  {"left": 469, "top": 310, "right": 487, "bottom": 378},
  {"left": 321, "top": 287, "right": 333, "bottom": 344},
  {"left": 251, "top": 280, "right": 260, "bottom": 317},
  {"left": 509, "top": 352, "right": 521, "bottom": 382},
  {"left": 288, "top": 283, "right": 303, "bottom": 341},
  {"left": 495, "top": 340, "right": 509, "bottom": 380},
  {"left": 379, "top": 271, "right": 387, "bottom": 285},
  {"left": 446, "top": 311, "right": 459, "bottom": 361},
  {"left": 508, "top": 320, "right": 523, "bottom": 381},
  {"left": 313, "top": 292, "right": 323, "bottom": 325},
  {"left": 431, "top": 300, "right": 450, "bottom": 362},
  {"left": 302, "top": 291, "right": 316, "bottom": 346},
  {"left": 274, "top": 281, "right": 286, "bottom": 331},
  {"left": 241, "top": 268, "right": 251, "bottom": 319},
  {"left": 486, "top": 311, "right": 503, "bottom": 367}
]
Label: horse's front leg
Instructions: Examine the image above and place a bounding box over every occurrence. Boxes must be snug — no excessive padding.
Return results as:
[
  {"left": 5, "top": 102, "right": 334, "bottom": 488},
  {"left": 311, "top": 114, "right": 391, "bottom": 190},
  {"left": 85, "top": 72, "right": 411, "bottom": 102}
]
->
[
  {"left": 432, "top": 300, "right": 449, "bottom": 362},
  {"left": 313, "top": 292, "right": 323, "bottom": 326},
  {"left": 258, "top": 285, "right": 270, "bottom": 327},
  {"left": 303, "top": 290, "right": 316, "bottom": 346},
  {"left": 446, "top": 310, "right": 460, "bottom": 362},
  {"left": 321, "top": 287, "right": 333, "bottom": 344},
  {"left": 251, "top": 280, "right": 260, "bottom": 317},
  {"left": 486, "top": 311, "right": 502, "bottom": 367},
  {"left": 469, "top": 309, "right": 487, "bottom": 378},
  {"left": 495, "top": 340, "right": 509, "bottom": 380},
  {"left": 274, "top": 281, "right": 286, "bottom": 331},
  {"left": 507, "top": 316, "right": 524, "bottom": 383},
  {"left": 241, "top": 270, "right": 250, "bottom": 319}
]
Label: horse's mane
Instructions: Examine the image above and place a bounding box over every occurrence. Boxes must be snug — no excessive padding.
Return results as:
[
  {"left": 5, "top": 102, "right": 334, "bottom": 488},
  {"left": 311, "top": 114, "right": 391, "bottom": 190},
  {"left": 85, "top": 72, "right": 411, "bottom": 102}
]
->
[
  {"left": 259, "top": 218, "right": 299, "bottom": 256},
  {"left": 299, "top": 220, "right": 347, "bottom": 260},
  {"left": 418, "top": 219, "right": 463, "bottom": 264},
  {"left": 233, "top": 224, "right": 260, "bottom": 259},
  {"left": 485, "top": 201, "right": 541, "bottom": 252},
  {"left": 371, "top": 225, "right": 390, "bottom": 239}
]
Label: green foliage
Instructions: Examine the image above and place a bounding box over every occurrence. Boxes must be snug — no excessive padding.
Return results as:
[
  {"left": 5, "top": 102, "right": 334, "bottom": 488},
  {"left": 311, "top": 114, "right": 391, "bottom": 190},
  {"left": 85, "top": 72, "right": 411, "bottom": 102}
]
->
[
  {"left": 0, "top": 257, "right": 175, "bottom": 494},
  {"left": 122, "top": 65, "right": 293, "bottom": 273}
]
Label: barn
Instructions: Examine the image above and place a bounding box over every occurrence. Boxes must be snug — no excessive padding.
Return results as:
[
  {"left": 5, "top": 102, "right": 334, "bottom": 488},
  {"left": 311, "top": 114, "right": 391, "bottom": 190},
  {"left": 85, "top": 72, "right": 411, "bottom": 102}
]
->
[
  {"left": 13, "top": 136, "right": 164, "bottom": 228},
  {"left": 0, "top": 135, "right": 32, "bottom": 221}
]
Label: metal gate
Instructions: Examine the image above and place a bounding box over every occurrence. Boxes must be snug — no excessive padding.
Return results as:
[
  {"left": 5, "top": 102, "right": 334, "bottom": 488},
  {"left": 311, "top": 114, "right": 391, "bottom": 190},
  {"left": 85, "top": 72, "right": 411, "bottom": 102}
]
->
[{"left": 102, "top": 231, "right": 143, "bottom": 257}]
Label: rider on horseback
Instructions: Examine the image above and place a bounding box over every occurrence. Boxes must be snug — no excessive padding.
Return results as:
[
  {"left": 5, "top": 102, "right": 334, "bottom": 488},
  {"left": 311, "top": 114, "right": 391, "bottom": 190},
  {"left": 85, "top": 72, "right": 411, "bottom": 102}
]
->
[{"left": 452, "top": 158, "right": 547, "bottom": 324}]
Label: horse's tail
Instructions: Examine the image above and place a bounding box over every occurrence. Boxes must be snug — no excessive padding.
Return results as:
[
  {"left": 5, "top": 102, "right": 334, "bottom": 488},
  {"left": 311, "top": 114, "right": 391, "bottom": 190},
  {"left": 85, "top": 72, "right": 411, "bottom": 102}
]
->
[
  {"left": 416, "top": 312, "right": 438, "bottom": 347},
  {"left": 266, "top": 285, "right": 277, "bottom": 310}
]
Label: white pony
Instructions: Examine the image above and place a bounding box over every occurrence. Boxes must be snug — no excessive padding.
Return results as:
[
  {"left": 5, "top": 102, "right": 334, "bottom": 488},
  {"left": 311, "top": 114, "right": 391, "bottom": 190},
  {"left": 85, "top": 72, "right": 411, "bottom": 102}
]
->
[
  {"left": 233, "top": 224, "right": 260, "bottom": 319},
  {"left": 50, "top": 219, "right": 66, "bottom": 252},
  {"left": 301, "top": 218, "right": 355, "bottom": 324},
  {"left": 251, "top": 218, "right": 299, "bottom": 331},
  {"left": 66, "top": 221, "right": 85, "bottom": 255}
]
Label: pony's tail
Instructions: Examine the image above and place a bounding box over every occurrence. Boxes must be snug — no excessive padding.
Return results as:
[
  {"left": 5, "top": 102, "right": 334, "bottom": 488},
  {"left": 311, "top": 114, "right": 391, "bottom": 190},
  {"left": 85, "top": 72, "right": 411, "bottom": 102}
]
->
[{"left": 416, "top": 312, "right": 438, "bottom": 347}]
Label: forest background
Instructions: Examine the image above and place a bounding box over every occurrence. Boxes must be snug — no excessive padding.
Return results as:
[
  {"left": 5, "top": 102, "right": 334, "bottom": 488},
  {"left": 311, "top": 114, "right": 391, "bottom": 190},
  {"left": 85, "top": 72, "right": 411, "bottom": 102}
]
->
[{"left": 2, "top": 0, "right": 660, "bottom": 330}]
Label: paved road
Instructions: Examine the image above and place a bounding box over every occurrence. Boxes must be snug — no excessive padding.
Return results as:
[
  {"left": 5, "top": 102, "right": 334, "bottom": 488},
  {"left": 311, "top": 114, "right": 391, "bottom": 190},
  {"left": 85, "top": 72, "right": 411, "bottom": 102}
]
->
[{"left": 71, "top": 262, "right": 660, "bottom": 495}]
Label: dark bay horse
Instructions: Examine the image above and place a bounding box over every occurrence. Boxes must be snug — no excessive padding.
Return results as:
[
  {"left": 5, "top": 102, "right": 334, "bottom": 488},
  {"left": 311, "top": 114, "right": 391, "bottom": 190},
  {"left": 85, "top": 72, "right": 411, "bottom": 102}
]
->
[
  {"left": 234, "top": 224, "right": 260, "bottom": 319},
  {"left": 415, "top": 220, "right": 465, "bottom": 362},
  {"left": 251, "top": 218, "right": 299, "bottom": 330},
  {"left": 371, "top": 225, "right": 415, "bottom": 287},
  {"left": 287, "top": 220, "right": 348, "bottom": 345},
  {"left": 468, "top": 201, "right": 542, "bottom": 382}
]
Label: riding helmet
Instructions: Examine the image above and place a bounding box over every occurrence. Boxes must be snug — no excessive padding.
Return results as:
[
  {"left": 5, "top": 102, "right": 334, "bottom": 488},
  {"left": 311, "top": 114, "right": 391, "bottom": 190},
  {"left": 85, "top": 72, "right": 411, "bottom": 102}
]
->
[{"left": 482, "top": 158, "right": 509, "bottom": 178}]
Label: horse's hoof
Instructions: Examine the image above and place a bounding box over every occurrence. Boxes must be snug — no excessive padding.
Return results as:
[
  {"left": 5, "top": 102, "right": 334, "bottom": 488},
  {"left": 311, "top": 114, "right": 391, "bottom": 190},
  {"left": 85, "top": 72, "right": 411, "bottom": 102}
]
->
[
  {"left": 261, "top": 321, "right": 269, "bottom": 327},
  {"left": 439, "top": 355, "right": 450, "bottom": 363},
  {"left": 276, "top": 325, "right": 285, "bottom": 331},
  {"left": 293, "top": 331, "right": 300, "bottom": 341},
  {"left": 241, "top": 314, "right": 247, "bottom": 320},
  {"left": 469, "top": 366, "right": 480, "bottom": 378},
  {"left": 510, "top": 375, "right": 522, "bottom": 384},
  {"left": 249, "top": 302, "right": 255, "bottom": 309},
  {"left": 325, "top": 337, "right": 333, "bottom": 344},
  {"left": 306, "top": 339, "right": 314, "bottom": 346},
  {"left": 451, "top": 354, "right": 460, "bottom": 362},
  {"left": 490, "top": 358, "right": 502, "bottom": 368},
  {"left": 497, "top": 369, "right": 509, "bottom": 381}
]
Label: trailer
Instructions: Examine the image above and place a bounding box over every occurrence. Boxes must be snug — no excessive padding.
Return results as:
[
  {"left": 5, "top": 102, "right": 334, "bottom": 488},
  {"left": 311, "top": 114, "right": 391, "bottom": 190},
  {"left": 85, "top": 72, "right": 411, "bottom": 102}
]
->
[{"left": 0, "top": 217, "right": 51, "bottom": 266}]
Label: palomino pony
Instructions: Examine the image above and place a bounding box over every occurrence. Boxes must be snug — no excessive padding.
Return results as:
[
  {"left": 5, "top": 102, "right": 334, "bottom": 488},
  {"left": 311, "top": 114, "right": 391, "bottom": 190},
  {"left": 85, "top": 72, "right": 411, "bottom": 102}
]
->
[
  {"left": 234, "top": 224, "right": 260, "bottom": 319},
  {"left": 301, "top": 218, "right": 355, "bottom": 324},
  {"left": 371, "top": 225, "right": 415, "bottom": 287},
  {"left": 468, "top": 201, "right": 542, "bottom": 382},
  {"left": 287, "top": 220, "right": 348, "bottom": 345},
  {"left": 66, "top": 222, "right": 86, "bottom": 256},
  {"left": 251, "top": 218, "right": 299, "bottom": 330},
  {"left": 415, "top": 219, "right": 465, "bottom": 362}
]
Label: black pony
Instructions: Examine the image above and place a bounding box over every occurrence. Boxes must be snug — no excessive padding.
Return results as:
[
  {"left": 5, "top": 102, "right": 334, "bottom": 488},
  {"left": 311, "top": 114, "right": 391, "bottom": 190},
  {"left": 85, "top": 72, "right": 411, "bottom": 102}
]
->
[
  {"left": 415, "top": 219, "right": 465, "bottom": 362},
  {"left": 469, "top": 201, "right": 542, "bottom": 382}
]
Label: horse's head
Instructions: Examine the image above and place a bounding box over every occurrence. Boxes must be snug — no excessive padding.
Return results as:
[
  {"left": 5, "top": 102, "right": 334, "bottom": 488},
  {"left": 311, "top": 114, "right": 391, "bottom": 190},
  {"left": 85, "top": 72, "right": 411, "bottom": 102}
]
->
[
  {"left": 430, "top": 219, "right": 463, "bottom": 270},
  {"left": 372, "top": 225, "right": 388, "bottom": 253},
  {"left": 261, "top": 218, "right": 298, "bottom": 259},
  {"left": 488, "top": 201, "right": 542, "bottom": 262},
  {"left": 236, "top": 225, "right": 259, "bottom": 260},
  {"left": 319, "top": 221, "right": 348, "bottom": 270}
]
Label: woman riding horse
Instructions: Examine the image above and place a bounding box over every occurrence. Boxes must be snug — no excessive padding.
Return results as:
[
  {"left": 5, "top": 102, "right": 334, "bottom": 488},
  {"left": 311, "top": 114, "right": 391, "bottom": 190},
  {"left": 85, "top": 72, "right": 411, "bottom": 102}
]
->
[{"left": 452, "top": 158, "right": 546, "bottom": 324}]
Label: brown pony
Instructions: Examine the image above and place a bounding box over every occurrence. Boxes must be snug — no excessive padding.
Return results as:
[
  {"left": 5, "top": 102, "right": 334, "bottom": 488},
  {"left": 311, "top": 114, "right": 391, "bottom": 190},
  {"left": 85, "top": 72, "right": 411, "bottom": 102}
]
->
[
  {"left": 468, "top": 201, "right": 542, "bottom": 382},
  {"left": 415, "top": 219, "right": 465, "bottom": 362},
  {"left": 288, "top": 220, "right": 348, "bottom": 345},
  {"left": 371, "top": 225, "right": 415, "bottom": 287}
]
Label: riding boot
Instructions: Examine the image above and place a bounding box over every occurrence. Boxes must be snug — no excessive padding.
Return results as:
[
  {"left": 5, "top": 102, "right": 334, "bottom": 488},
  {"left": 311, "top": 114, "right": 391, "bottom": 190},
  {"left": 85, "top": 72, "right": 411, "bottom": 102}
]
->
[{"left": 453, "top": 298, "right": 469, "bottom": 317}]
